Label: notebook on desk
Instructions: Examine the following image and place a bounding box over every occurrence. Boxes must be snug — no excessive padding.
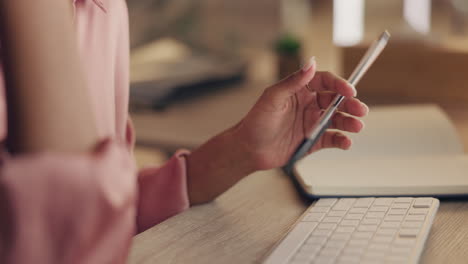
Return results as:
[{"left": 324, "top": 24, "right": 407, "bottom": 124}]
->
[{"left": 292, "top": 104, "right": 468, "bottom": 198}]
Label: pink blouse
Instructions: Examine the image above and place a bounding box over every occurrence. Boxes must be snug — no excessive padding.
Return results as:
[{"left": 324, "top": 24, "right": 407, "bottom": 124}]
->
[{"left": 0, "top": 0, "right": 190, "bottom": 263}]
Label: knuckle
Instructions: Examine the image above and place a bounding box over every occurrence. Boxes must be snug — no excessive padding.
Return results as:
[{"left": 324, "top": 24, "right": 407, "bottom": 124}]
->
[
  {"left": 291, "top": 71, "right": 304, "bottom": 85},
  {"left": 283, "top": 72, "right": 299, "bottom": 83},
  {"left": 322, "top": 71, "right": 333, "bottom": 79}
]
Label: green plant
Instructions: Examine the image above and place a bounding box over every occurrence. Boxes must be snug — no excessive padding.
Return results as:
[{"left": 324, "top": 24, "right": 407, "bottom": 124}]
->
[{"left": 275, "top": 34, "right": 301, "bottom": 55}]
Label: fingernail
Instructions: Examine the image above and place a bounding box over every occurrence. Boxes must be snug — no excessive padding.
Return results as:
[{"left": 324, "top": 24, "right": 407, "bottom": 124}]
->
[
  {"left": 301, "top": 56, "right": 316, "bottom": 72},
  {"left": 349, "top": 84, "right": 357, "bottom": 96},
  {"left": 342, "top": 137, "right": 352, "bottom": 150},
  {"left": 362, "top": 103, "right": 369, "bottom": 115}
]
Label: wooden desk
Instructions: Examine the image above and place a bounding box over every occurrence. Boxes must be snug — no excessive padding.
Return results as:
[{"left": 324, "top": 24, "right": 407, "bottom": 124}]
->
[{"left": 129, "top": 107, "right": 468, "bottom": 264}]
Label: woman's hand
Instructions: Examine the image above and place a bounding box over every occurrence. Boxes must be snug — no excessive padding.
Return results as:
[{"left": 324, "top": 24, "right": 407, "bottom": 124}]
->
[
  {"left": 186, "top": 57, "right": 369, "bottom": 204},
  {"left": 233, "top": 57, "right": 369, "bottom": 170}
]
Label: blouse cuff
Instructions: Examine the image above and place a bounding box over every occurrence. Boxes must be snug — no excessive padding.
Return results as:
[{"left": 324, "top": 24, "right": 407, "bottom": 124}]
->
[{"left": 136, "top": 149, "right": 190, "bottom": 233}]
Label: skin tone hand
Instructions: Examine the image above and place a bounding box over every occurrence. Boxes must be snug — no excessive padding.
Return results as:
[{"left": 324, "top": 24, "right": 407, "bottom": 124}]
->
[
  {"left": 234, "top": 57, "right": 368, "bottom": 170},
  {"left": 187, "top": 57, "right": 369, "bottom": 204}
]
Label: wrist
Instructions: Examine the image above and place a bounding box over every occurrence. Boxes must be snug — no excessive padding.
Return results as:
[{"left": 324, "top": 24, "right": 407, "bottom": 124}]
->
[
  {"left": 221, "top": 126, "right": 258, "bottom": 175},
  {"left": 229, "top": 122, "right": 273, "bottom": 171},
  {"left": 186, "top": 126, "right": 256, "bottom": 204}
]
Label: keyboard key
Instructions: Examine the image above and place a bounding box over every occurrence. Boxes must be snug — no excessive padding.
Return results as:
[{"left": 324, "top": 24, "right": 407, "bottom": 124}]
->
[
  {"left": 348, "top": 239, "right": 368, "bottom": 246},
  {"left": 292, "top": 252, "right": 314, "bottom": 261},
  {"left": 314, "top": 255, "right": 336, "bottom": 264},
  {"left": 317, "top": 223, "right": 337, "bottom": 230},
  {"left": 320, "top": 247, "right": 341, "bottom": 257},
  {"left": 333, "top": 198, "right": 357, "bottom": 211},
  {"left": 327, "top": 211, "right": 347, "bottom": 217},
  {"left": 361, "top": 218, "right": 381, "bottom": 225},
  {"left": 325, "top": 240, "right": 347, "bottom": 249},
  {"left": 401, "top": 221, "right": 423, "bottom": 228},
  {"left": 322, "top": 217, "right": 341, "bottom": 223},
  {"left": 353, "top": 198, "right": 375, "bottom": 208},
  {"left": 300, "top": 243, "right": 322, "bottom": 253},
  {"left": 357, "top": 225, "right": 378, "bottom": 232},
  {"left": 315, "top": 198, "right": 338, "bottom": 207},
  {"left": 337, "top": 255, "right": 361, "bottom": 264},
  {"left": 366, "top": 212, "right": 386, "bottom": 218},
  {"left": 373, "top": 235, "right": 394, "bottom": 243},
  {"left": 297, "top": 247, "right": 318, "bottom": 257},
  {"left": 368, "top": 206, "right": 388, "bottom": 212},
  {"left": 340, "top": 220, "right": 360, "bottom": 227},
  {"left": 387, "top": 209, "right": 407, "bottom": 215},
  {"left": 392, "top": 203, "right": 411, "bottom": 209},
  {"left": 262, "top": 221, "right": 317, "bottom": 263},
  {"left": 312, "top": 229, "right": 333, "bottom": 237},
  {"left": 342, "top": 246, "right": 366, "bottom": 256},
  {"left": 345, "top": 214, "right": 364, "bottom": 220},
  {"left": 361, "top": 260, "right": 380, "bottom": 264},
  {"left": 288, "top": 260, "right": 309, "bottom": 264},
  {"left": 306, "top": 235, "right": 328, "bottom": 245},
  {"left": 387, "top": 255, "right": 409, "bottom": 263},
  {"left": 297, "top": 252, "right": 319, "bottom": 262},
  {"left": 413, "top": 198, "right": 433, "bottom": 208},
  {"left": 303, "top": 213, "right": 325, "bottom": 222},
  {"left": 290, "top": 258, "right": 310, "bottom": 264},
  {"left": 310, "top": 207, "right": 330, "bottom": 213},
  {"left": 329, "top": 233, "right": 351, "bottom": 241},
  {"left": 394, "top": 197, "right": 413, "bottom": 203},
  {"left": 399, "top": 228, "right": 420, "bottom": 237},
  {"left": 352, "top": 232, "right": 374, "bottom": 240},
  {"left": 408, "top": 208, "right": 429, "bottom": 215},
  {"left": 373, "top": 198, "right": 393, "bottom": 206},
  {"left": 385, "top": 215, "right": 404, "bottom": 222},
  {"left": 390, "top": 246, "right": 412, "bottom": 255},
  {"left": 349, "top": 208, "right": 367, "bottom": 214},
  {"left": 405, "top": 215, "right": 426, "bottom": 221},
  {"left": 335, "top": 226, "right": 355, "bottom": 233},
  {"left": 368, "top": 243, "right": 390, "bottom": 251},
  {"left": 380, "top": 221, "right": 400, "bottom": 228},
  {"left": 363, "top": 251, "right": 386, "bottom": 260},
  {"left": 376, "top": 228, "right": 397, "bottom": 236},
  {"left": 394, "top": 238, "right": 416, "bottom": 247}
]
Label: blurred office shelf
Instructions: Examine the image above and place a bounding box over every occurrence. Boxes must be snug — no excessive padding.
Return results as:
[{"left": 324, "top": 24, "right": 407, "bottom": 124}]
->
[
  {"left": 342, "top": 40, "right": 468, "bottom": 106},
  {"left": 130, "top": 38, "right": 246, "bottom": 110}
]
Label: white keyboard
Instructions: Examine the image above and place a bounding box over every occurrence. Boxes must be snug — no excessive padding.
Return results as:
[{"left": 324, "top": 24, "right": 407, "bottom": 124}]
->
[{"left": 263, "top": 197, "right": 439, "bottom": 264}]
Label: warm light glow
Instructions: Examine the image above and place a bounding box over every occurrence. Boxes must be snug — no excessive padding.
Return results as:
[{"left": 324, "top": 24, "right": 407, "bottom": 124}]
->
[
  {"left": 404, "top": 0, "right": 431, "bottom": 34},
  {"left": 333, "top": 0, "right": 365, "bottom": 46},
  {"left": 280, "top": 0, "right": 312, "bottom": 36}
]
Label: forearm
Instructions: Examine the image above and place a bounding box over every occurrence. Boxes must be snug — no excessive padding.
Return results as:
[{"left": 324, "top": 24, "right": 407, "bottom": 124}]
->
[
  {"left": 186, "top": 126, "right": 256, "bottom": 205},
  {"left": 0, "top": 0, "right": 98, "bottom": 153}
]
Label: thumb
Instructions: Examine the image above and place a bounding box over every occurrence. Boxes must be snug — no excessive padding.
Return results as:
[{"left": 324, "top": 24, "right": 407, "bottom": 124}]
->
[{"left": 267, "top": 56, "right": 317, "bottom": 103}]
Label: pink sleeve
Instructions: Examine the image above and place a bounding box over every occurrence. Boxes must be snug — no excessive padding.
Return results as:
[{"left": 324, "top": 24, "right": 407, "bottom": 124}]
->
[
  {"left": 0, "top": 141, "right": 137, "bottom": 264},
  {"left": 125, "top": 118, "right": 191, "bottom": 233},
  {"left": 136, "top": 150, "right": 191, "bottom": 233},
  {"left": 0, "top": 126, "right": 192, "bottom": 263}
]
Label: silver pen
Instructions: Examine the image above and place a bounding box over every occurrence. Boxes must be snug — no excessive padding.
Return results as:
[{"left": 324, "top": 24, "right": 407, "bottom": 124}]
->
[{"left": 288, "top": 30, "right": 391, "bottom": 166}]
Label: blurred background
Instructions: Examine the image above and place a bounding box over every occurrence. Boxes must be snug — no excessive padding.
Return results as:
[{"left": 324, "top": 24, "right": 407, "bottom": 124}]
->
[{"left": 127, "top": 0, "right": 468, "bottom": 167}]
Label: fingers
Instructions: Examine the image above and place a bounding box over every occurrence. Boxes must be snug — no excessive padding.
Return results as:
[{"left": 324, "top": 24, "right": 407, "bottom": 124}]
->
[
  {"left": 316, "top": 93, "right": 369, "bottom": 117},
  {"left": 330, "top": 112, "right": 364, "bottom": 133},
  {"left": 264, "top": 57, "right": 317, "bottom": 106},
  {"left": 308, "top": 71, "right": 356, "bottom": 97},
  {"left": 309, "top": 131, "right": 352, "bottom": 153}
]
